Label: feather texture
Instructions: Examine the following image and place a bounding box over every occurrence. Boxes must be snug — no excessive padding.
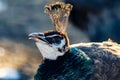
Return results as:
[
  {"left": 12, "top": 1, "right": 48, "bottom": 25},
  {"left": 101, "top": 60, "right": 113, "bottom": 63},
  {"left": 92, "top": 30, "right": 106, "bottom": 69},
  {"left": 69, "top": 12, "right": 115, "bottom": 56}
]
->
[
  {"left": 44, "top": 2, "right": 72, "bottom": 32},
  {"left": 31, "top": 2, "right": 120, "bottom": 80},
  {"left": 34, "top": 41, "right": 120, "bottom": 80},
  {"left": 34, "top": 48, "right": 94, "bottom": 80},
  {"left": 71, "top": 41, "right": 120, "bottom": 80}
]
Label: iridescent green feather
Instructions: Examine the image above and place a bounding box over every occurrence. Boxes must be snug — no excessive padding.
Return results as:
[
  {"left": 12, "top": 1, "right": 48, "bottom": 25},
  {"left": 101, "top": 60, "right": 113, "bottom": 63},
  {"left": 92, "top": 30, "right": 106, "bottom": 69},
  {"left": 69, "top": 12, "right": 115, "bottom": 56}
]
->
[{"left": 34, "top": 48, "right": 94, "bottom": 80}]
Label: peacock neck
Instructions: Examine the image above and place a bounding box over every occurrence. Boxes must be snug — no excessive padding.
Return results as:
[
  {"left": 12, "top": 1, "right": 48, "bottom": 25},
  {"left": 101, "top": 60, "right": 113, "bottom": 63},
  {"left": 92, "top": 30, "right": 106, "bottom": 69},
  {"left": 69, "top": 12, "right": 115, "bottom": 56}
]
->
[{"left": 35, "top": 48, "right": 94, "bottom": 80}]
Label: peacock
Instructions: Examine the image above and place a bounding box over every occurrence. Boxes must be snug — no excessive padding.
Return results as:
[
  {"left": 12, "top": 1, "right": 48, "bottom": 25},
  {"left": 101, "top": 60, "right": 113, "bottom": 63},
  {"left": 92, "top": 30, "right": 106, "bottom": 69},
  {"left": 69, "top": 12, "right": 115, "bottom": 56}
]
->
[{"left": 28, "top": 2, "right": 120, "bottom": 80}]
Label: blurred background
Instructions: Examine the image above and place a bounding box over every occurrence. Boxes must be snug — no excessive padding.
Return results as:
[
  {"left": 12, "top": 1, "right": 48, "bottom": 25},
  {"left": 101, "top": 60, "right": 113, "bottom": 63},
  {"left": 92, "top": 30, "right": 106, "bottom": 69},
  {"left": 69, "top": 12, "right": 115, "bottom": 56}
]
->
[{"left": 0, "top": 0, "right": 119, "bottom": 80}]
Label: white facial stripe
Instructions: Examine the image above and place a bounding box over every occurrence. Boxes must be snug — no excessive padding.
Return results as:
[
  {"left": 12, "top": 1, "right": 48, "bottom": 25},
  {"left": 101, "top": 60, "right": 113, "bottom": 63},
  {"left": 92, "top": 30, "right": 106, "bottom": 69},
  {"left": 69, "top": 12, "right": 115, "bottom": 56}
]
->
[
  {"left": 46, "top": 34, "right": 61, "bottom": 38},
  {"left": 40, "top": 36, "right": 45, "bottom": 38},
  {"left": 29, "top": 32, "right": 41, "bottom": 36}
]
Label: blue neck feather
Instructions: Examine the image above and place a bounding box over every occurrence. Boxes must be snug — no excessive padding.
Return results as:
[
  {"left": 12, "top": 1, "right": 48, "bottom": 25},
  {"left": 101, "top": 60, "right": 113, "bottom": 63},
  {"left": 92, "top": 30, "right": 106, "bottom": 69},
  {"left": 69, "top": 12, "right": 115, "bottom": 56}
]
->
[{"left": 34, "top": 48, "right": 94, "bottom": 80}]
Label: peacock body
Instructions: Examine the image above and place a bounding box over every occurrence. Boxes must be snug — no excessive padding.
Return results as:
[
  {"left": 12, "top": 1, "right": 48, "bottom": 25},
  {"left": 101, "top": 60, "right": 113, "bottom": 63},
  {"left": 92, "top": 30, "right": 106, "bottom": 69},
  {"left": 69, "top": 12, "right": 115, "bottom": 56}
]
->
[
  {"left": 33, "top": 41, "right": 120, "bottom": 80},
  {"left": 29, "top": 2, "right": 120, "bottom": 80}
]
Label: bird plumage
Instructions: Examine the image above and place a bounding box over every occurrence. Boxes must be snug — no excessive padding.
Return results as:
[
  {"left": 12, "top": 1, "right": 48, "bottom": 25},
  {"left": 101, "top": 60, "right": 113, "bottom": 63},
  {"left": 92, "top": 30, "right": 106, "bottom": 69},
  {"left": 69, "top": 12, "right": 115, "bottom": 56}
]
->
[
  {"left": 29, "top": 2, "right": 120, "bottom": 80},
  {"left": 71, "top": 41, "right": 120, "bottom": 80},
  {"left": 34, "top": 48, "right": 94, "bottom": 80},
  {"left": 29, "top": 31, "right": 69, "bottom": 60},
  {"left": 33, "top": 40, "right": 120, "bottom": 80}
]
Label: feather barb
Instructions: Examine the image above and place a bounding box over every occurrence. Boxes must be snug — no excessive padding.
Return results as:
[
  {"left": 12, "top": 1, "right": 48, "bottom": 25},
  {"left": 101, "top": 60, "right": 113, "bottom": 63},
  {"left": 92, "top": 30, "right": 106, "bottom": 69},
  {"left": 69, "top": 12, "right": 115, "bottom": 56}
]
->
[{"left": 44, "top": 2, "right": 73, "bottom": 32}]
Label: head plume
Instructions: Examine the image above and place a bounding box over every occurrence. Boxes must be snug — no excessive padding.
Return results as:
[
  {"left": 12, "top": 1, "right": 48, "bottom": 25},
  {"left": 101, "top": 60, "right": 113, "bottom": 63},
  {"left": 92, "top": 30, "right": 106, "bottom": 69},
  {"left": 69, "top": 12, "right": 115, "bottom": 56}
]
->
[{"left": 44, "top": 2, "right": 73, "bottom": 32}]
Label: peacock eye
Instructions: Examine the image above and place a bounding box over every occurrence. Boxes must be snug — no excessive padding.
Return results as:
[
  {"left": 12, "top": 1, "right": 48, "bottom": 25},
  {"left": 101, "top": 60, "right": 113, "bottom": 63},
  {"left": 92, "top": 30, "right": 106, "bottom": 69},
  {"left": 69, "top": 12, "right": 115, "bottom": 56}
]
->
[{"left": 52, "top": 36, "right": 61, "bottom": 44}]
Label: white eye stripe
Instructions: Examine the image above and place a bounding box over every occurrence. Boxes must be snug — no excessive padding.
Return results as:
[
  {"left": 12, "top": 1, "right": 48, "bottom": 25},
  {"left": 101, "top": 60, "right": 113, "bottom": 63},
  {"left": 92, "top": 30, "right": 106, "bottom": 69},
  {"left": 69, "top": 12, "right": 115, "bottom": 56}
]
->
[
  {"left": 46, "top": 34, "right": 62, "bottom": 38},
  {"left": 39, "top": 36, "right": 45, "bottom": 38}
]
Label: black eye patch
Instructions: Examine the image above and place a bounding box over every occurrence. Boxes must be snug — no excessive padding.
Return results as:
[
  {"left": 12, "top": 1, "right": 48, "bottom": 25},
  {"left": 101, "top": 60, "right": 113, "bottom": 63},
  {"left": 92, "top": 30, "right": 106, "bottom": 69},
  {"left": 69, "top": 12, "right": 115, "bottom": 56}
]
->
[
  {"left": 45, "top": 36, "right": 62, "bottom": 44},
  {"left": 52, "top": 36, "right": 61, "bottom": 44},
  {"left": 45, "top": 38, "right": 53, "bottom": 44}
]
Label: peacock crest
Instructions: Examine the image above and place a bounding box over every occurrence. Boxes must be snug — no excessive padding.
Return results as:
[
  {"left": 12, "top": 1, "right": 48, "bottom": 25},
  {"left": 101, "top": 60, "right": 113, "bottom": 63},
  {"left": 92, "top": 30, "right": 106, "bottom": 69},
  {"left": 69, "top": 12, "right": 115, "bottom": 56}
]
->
[{"left": 44, "top": 2, "right": 73, "bottom": 32}]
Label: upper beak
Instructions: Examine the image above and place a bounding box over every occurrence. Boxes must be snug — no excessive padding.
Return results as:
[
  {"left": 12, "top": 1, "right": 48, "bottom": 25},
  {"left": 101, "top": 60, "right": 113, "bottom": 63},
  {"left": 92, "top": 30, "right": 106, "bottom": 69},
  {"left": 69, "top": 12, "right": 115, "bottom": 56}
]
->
[{"left": 28, "top": 33, "right": 45, "bottom": 41}]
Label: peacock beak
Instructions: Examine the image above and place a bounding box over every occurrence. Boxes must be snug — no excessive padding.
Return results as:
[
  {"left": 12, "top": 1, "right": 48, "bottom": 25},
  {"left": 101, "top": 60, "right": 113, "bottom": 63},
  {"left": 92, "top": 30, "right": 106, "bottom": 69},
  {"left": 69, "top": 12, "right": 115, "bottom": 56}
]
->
[{"left": 28, "top": 33, "right": 45, "bottom": 42}]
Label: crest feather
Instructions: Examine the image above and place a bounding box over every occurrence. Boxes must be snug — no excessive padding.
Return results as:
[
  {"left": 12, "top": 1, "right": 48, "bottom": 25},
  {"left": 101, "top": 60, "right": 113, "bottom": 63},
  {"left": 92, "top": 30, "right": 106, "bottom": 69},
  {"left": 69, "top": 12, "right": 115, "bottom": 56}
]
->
[{"left": 44, "top": 2, "right": 73, "bottom": 32}]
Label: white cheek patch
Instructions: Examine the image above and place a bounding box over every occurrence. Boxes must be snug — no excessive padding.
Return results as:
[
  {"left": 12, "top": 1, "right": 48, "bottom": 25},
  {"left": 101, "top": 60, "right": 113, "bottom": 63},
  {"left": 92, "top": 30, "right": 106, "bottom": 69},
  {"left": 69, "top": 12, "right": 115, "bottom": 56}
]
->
[{"left": 35, "top": 41, "right": 64, "bottom": 60}]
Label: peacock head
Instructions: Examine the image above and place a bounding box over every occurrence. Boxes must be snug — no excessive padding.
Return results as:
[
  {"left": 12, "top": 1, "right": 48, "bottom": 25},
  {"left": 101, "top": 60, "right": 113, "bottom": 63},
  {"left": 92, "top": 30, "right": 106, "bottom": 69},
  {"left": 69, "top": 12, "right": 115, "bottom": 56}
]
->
[
  {"left": 28, "top": 2, "right": 72, "bottom": 60},
  {"left": 28, "top": 30, "right": 70, "bottom": 60},
  {"left": 29, "top": 30, "right": 69, "bottom": 52}
]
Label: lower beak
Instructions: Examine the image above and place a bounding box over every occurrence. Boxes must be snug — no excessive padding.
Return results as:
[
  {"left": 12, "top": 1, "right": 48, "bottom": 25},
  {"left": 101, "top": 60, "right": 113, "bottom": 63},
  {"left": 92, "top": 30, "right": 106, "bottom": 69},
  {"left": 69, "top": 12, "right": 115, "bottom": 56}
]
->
[{"left": 28, "top": 37, "right": 33, "bottom": 40}]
